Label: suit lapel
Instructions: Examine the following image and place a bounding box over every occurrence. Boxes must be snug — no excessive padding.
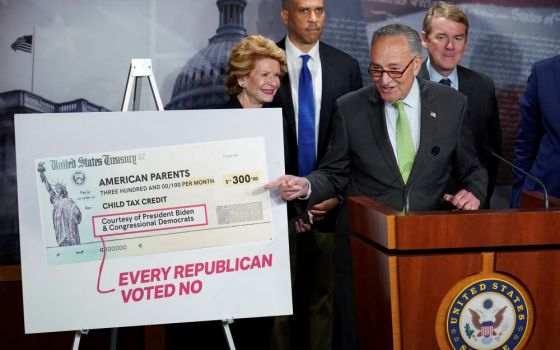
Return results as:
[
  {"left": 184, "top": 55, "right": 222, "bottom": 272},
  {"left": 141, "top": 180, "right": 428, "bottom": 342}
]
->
[
  {"left": 279, "top": 74, "right": 297, "bottom": 137},
  {"left": 367, "top": 90, "right": 402, "bottom": 181},
  {"left": 318, "top": 42, "right": 331, "bottom": 156},
  {"left": 418, "top": 61, "right": 430, "bottom": 80},
  {"left": 457, "top": 66, "right": 474, "bottom": 98},
  {"left": 408, "top": 79, "right": 438, "bottom": 186},
  {"left": 276, "top": 38, "right": 297, "bottom": 139}
]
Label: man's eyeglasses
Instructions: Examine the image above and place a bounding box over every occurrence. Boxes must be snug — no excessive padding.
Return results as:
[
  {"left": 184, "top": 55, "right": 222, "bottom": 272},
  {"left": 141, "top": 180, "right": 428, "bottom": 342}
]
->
[{"left": 368, "top": 56, "right": 418, "bottom": 80}]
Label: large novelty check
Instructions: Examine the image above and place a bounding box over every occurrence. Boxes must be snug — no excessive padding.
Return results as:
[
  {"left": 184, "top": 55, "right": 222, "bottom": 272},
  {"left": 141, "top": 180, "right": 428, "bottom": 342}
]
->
[{"left": 36, "top": 137, "right": 271, "bottom": 265}]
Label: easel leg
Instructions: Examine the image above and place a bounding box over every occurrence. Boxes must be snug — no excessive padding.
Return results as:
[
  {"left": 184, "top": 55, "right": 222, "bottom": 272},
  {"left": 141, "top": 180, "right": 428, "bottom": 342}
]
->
[
  {"left": 71, "top": 329, "right": 89, "bottom": 350},
  {"left": 222, "top": 318, "right": 236, "bottom": 350},
  {"left": 110, "top": 328, "right": 118, "bottom": 350},
  {"left": 71, "top": 331, "right": 81, "bottom": 350},
  {"left": 133, "top": 77, "right": 142, "bottom": 111}
]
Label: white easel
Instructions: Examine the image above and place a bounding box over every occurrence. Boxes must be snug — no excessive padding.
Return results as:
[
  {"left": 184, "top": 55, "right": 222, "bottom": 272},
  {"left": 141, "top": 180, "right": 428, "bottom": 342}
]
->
[
  {"left": 71, "top": 58, "right": 236, "bottom": 350},
  {"left": 222, "top": 318, "right": 236, "bottom": 350},
  {"left": 121, "top": 58, "right": 164, "bottom": 112}
]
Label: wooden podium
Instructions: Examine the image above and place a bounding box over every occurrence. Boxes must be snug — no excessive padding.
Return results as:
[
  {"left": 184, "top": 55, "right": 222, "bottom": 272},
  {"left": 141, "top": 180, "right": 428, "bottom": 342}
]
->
[{"left": 348, "top": 194, "right": 560, "bottom": 349}]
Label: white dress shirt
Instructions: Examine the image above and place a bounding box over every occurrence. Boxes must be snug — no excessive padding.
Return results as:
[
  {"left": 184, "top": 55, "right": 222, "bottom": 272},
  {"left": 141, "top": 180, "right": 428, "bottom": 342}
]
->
[{"left": 426, "top": 57, "right": 459, "bottom": 90}]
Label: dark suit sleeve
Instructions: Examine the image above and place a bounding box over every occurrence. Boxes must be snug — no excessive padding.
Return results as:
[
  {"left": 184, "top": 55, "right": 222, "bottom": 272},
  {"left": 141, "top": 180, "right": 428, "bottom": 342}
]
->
[
  {"left": 512, "top": 63, "right": 543, "bottom": 207},
  {"left": 307, "top": 99, "right": 350, "bottom": 204},
  {"left": 484, "top": 82, "right": 502, "bottom": 198},
  {"left": 456, "top": 99, "right": 489, "bottom": 203}
]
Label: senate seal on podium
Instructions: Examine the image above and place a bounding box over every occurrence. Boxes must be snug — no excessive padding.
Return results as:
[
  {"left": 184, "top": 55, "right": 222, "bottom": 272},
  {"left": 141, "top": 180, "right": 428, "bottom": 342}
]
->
[{"left": 436, "top": 273, "right": 534, "bottom": 350}]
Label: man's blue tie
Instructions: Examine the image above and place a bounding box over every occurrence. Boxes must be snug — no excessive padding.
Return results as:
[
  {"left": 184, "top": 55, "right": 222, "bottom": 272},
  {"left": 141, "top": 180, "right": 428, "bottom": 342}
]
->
[
  {"left": 439, "top": 78, "right": 451, "bottom": 86},
  {"left": 298, "top": 54, "right": 316, "bottom": 176}
]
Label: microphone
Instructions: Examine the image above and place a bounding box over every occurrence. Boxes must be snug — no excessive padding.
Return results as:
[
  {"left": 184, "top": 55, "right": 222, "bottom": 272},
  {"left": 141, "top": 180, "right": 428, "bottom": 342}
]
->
[
  {"left": 431, "top": 146, "right": 440, "bottom": 156},
  {"left": 403, "top": 187, "right": 411, "bottom": 214},
  {"left": 491, "top": 152, "right": 549, "bottom": 209}
]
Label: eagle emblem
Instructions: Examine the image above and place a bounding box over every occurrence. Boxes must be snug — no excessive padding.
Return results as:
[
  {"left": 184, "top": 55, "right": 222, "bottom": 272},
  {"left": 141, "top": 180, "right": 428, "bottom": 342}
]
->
[
  {"left": 469, "top": 305, "right": 507, "bottom": 338},
  {"left": 445, "top": 278, "right": 531, "bottom": 350}
]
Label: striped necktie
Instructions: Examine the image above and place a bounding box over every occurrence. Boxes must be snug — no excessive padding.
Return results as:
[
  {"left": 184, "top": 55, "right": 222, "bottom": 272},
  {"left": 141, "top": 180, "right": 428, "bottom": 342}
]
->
[{"left": 298, "top": 54, "right": 316, "bottom": 176}]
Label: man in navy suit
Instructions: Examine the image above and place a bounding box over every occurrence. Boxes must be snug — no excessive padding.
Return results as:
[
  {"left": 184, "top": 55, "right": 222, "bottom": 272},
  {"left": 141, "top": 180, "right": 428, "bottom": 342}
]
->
[
  {"left": 267, "top": 23, "right": 487, "bottom": 349},
  {"left": 418, "top": 1, "right": 502, "bottom": 208},
  {"left": 271, "top": 0, "right": 362, "bottom": 349},
  {"left": 512, "top": 54, "right": 560, "bottom": 207}
]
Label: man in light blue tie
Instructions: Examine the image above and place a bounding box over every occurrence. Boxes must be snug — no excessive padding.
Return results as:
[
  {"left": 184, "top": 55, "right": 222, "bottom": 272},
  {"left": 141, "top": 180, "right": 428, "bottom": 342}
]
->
[{"left": 272, "top": 0, "right": 362, "bottom": 349}]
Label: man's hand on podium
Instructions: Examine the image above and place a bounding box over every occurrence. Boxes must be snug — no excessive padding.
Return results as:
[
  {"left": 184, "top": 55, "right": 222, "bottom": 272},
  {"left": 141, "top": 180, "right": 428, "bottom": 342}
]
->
[{"left": 443, "top": 189, "right": 480, "bottom": 210}]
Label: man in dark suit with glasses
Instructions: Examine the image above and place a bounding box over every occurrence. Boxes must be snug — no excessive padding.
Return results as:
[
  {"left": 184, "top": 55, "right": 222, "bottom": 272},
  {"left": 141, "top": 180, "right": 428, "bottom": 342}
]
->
[{"left": 267, "top": 23, "right": 487, "bottom": 349}]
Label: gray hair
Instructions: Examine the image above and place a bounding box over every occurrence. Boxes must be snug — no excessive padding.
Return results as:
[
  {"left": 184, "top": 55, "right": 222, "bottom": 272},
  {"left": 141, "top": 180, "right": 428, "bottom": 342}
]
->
[{"left": 371, "top": 24, "right": 422, "bottom": 56}]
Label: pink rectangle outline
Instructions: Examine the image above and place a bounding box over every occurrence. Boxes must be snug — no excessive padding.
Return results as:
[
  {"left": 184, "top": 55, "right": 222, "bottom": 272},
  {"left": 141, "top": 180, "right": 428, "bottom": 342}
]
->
[{"left": 91, "top": 204, "right": 208, "bottom": 238}]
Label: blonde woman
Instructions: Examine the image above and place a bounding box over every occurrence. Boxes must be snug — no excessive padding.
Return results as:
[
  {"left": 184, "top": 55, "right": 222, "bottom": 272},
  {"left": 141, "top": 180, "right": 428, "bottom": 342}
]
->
[{"left": 224, "top": 34, "right": 287, "bottom": 108}]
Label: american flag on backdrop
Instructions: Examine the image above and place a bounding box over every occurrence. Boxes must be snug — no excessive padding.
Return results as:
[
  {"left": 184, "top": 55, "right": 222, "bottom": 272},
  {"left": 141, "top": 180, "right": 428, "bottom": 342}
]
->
[{"left": 11, "top": 35, "right": 33, "bottom": 53}]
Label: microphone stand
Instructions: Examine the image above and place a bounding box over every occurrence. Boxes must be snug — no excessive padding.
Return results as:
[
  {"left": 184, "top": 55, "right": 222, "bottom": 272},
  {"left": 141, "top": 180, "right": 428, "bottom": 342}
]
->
[
  {"left": 403, "top": 187, "right": 411, "bottom": 214},
  {"left": 491, "top": 152, "right": 549, "bottom": 209}
]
